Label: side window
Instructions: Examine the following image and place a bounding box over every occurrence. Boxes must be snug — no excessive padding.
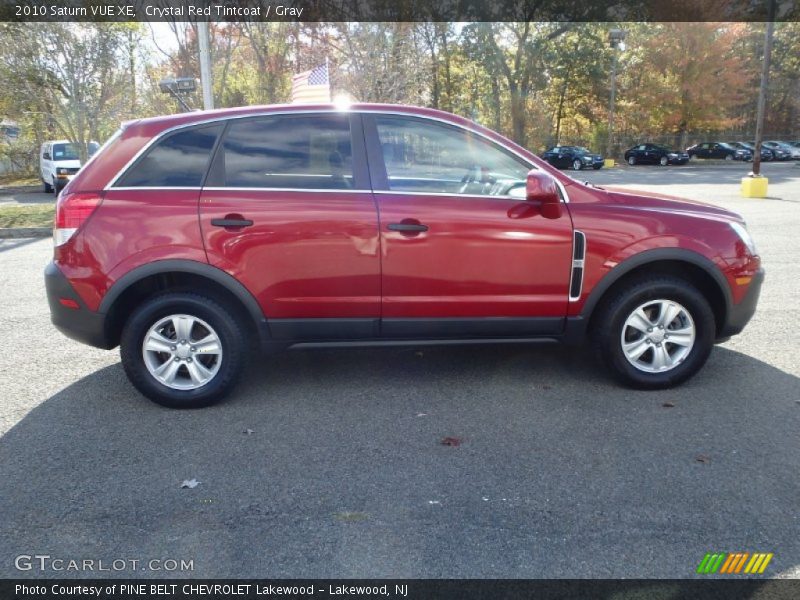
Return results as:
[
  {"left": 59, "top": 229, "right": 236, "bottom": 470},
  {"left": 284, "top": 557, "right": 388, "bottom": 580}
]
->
[
  {"left": 375, "top": 116, "right": 530, "bottom": 195},
  {"left": 116, "top": 124, "right": 223, "bottom": 187},
  {"left": 638, "top": 145, "right": 647, "bottom": 151},
  {"left": 220, "top": 114, "right": 353, "bottom": 189}
]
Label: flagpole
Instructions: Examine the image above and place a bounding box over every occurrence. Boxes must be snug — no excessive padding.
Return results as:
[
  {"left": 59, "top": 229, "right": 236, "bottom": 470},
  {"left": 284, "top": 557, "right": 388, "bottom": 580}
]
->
[{"left": 326, "top": 56, "right": 332, "bottom": 102}]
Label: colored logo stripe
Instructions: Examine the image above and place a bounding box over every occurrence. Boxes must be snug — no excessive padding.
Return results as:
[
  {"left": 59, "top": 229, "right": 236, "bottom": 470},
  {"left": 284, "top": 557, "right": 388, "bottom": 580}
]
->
[{"left": 697, "top": 552, "right": 773, "bottom": 574}]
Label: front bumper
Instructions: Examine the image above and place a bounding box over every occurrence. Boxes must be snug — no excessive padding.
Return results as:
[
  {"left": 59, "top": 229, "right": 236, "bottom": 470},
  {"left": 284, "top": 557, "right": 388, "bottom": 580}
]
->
[
  {"left": 45, "top": 261, "right": 112, "bottom": 349},
  {"left": 718, "top": 267, "right": 764, "bottom": 339},
  {"left": 668, "top": 155, "right": 689, "bottom": 164}
]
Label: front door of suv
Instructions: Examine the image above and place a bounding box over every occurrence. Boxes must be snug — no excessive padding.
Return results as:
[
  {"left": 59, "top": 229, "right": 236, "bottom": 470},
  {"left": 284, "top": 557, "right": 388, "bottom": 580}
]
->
[
  {"left": 364, "top": 114, "right": 573, "bottom": 338},
  {"left": 199, "top": 112, "right": 381, "bottom": 341}
]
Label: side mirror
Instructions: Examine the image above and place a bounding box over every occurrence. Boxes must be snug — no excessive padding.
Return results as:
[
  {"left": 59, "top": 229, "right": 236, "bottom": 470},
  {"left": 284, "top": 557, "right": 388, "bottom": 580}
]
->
[
  {"left": 43, "top": 153, "right": 51, "bottom": 160},
  {"left": 526, "top": 170, "right": 562, "bottom": 219}
]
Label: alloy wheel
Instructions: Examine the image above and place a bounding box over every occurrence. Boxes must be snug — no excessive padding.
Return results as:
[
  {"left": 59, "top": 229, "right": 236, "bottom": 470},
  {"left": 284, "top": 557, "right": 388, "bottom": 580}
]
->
[
  {"left": 142, "top": 314, "right": 223, "bottom": 390},
  {"left": 620, "top": 299, "right": 696, "bottom": 373}
]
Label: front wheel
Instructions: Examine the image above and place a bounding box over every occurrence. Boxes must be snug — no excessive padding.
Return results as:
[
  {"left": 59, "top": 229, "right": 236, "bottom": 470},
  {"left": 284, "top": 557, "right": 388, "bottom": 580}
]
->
[
  {"left": 659, "top": 156, "right": 669, "bottom": 166},
  {"left": 725, "top": 154, "right": 734, "bottom": 161},
  {"left": 591, "top": 277, "right": 715, "bottom": 389},
  {"left": 43, "top": 179, "right": 53, "bottom": 193},
  {"left": 572, "top": 159, "right": 583, "bottom": 171},
  {"left": 120, "top": 292, "right": 247, "bottom": 408}
]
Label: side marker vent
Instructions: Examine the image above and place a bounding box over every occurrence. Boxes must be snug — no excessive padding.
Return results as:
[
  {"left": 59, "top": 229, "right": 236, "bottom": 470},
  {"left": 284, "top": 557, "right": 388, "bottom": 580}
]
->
[{"left": 569, "top": 231, "right": 586, "bottom": 301}]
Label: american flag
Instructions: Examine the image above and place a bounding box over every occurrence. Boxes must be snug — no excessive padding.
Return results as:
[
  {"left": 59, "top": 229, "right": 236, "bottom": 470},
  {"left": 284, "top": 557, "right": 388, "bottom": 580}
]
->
[{"left": 291, "top": 63, "right": 330, "bottom": 103}]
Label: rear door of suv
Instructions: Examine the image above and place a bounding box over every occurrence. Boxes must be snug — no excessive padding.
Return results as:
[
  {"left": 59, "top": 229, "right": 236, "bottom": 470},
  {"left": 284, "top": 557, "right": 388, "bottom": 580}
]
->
[{"left": 199, "top": 111, "right": 381, "bottom": 341}]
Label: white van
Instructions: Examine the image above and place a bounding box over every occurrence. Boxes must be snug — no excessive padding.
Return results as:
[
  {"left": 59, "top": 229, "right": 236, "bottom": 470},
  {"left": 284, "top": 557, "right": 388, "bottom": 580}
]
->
[{"left": 40, "top": 140, "right": 99, "bottom": 194}]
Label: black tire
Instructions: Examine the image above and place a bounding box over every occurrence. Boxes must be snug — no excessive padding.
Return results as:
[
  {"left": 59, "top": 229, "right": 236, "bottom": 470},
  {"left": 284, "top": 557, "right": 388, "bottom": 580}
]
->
[
  {"left": 627, "top": 155, "right": 636, "bottom": 166},
  {"left": 120, "top": 292, "right": 247, "bottom": 408},
  {"left": 43, "top": 180, "right": 53, "bottom": 193},
  {"left": 52, "top": 178, "right": 59, "bottom": 195},
  {"left": 572, "top": 159, "right": 583, "bottom": 171},
  {"left": 591, "top": 276, "right": 715, "bottom": 389},
  {"left": 593, "top": 164, "right": 602, "bottom": 170},
  {"left": 659, "top": 156, "right": 668, "bottom": 166}
]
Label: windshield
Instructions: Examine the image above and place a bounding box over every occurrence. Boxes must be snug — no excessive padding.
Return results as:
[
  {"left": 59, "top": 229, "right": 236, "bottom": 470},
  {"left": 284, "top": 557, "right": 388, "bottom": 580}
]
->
[
  {"left": 576, "top": 147, "right": 592, "bottom": 154},
  {"left": 51, "top": 142, "right": 99, "bottom": 161}
]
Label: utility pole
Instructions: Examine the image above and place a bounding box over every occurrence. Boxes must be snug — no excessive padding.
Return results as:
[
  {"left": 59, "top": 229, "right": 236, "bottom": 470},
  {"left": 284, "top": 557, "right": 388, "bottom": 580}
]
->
[
  {"left": 607, "top": 29, "right": 626, "bottom": 160},
  {"left": 753, "top": 0, "right": 776, "bottom": 176},
  {"left": 197, "top": 21, "right": 214, "bottom": 111}
]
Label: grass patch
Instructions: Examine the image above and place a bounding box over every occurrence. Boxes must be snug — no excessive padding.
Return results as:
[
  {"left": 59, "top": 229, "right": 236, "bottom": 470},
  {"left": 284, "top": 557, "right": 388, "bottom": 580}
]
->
[
  {"left": 0, "top": 204, "right": 54, "bottom": 228},
  {"left": 0, "top": 175, "right": 39, "bottom": 187}
]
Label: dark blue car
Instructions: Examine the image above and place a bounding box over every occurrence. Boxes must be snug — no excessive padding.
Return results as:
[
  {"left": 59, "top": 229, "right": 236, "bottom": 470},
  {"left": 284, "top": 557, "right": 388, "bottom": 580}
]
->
[{"left": 541, "top": 146, "right": 604, "bottom": 171}]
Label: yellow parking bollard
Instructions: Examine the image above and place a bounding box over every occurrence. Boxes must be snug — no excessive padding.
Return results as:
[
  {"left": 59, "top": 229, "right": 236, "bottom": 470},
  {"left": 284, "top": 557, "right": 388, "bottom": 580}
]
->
[
  {"left": 741, "top": 175, "right": 768, "bottom": 198},
  {"left": 604, "top": 158, "right": 615, "bottom": 168}
]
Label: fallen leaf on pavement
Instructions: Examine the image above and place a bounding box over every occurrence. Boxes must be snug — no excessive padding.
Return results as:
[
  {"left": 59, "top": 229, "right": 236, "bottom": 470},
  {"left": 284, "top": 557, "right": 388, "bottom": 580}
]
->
[
  {"left": 663, "top": 402, "right": 675, "bottom": 408},
  {"left": 243, "top": 429, "right": 254, "bottom": 435},
  {"left": 441, "top": 437, "right": 462, "bottom": 447},
  {"left": 181, "top": 479, "right": 200, "bottom": 489},
  {"left": 695, "top": 455, "right": 710, "bottom": 464}
]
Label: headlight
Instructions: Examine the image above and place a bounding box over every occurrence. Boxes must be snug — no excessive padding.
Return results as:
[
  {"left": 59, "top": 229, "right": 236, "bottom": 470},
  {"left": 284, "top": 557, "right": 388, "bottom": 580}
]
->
[
  {"left": 668, "top": 153, "right": 677, "bottom": 157},
  {"left": 582, "top": 156, "right": 592, "bottom": 162},
  {"left": 730, "top": 221, "right": 757, "bottom": 255},
  {"left": 56, "top": 167, "right": 70, "bottom": 175}
]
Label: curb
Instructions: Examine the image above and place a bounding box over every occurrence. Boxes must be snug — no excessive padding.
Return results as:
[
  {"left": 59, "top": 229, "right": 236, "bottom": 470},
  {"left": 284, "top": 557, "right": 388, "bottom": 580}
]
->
[{"left": 0, "top": 227, "right": 51, "bottom": 239}]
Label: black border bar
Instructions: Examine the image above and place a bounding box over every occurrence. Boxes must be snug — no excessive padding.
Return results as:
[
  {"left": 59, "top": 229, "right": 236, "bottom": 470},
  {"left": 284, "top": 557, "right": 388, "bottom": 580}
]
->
[
  {"left": 3, "top": 579, "right": 800, "bottom": 600},
  {"left": 1, "top": 0, "right": 799, "bottom": 22}
]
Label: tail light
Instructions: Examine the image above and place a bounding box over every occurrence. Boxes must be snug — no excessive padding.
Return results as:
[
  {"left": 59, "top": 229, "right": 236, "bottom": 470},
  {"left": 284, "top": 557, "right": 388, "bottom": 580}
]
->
[{"left": 54, "top": 192, "right": 102, "bottom": 246}]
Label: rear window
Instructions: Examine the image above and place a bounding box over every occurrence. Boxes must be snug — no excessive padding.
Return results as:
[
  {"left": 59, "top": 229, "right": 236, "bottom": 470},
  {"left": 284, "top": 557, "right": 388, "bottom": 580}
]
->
[
  {"left": 218, "top": 114, "right": 353, "bottom": 190},
  {"left": 116, "top": 124, "right": 223, "bottom": 187}
]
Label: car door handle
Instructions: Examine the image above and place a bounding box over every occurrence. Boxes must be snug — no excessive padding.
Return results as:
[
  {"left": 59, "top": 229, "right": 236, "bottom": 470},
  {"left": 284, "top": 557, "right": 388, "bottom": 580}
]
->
[
  {"left": 387, "top": 223, "right": 428, "bottom": 233},
  {"left": 211, "top": 217, "right": 253, "bottom": 228}
]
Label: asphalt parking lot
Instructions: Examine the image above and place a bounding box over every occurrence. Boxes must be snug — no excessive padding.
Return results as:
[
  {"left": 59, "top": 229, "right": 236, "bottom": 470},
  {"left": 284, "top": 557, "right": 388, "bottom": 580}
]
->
[{"left": 0, "top": 163, "right": 798, "bottom": 580}]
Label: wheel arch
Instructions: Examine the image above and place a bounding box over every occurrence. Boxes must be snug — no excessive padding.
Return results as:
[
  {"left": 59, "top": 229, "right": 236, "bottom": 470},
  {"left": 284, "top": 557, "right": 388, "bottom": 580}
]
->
[
  {"left": 580, "top": 249, "right": 732, "bottom": 338},
  {"left": 99, "top": 260, "right": 269, "bottom": 349}
]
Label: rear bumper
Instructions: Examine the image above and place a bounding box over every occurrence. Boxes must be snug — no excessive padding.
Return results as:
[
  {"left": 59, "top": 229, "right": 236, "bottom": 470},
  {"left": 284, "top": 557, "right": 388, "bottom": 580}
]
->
[
  {"left": 718, "top": 267, "right": 764, "bottom": 339},
  {"left": 45, "top": 262, "right": 113, "bottom": 349}
]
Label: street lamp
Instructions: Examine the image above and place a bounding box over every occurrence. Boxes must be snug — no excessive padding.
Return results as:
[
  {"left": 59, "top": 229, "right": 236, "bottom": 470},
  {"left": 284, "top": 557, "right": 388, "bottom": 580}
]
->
[
  {"left": 159, "top": 77, "right": 197, "bottom": 112},
  {"left": 607, "top": 28, "right": 627, "bottom": 159}
]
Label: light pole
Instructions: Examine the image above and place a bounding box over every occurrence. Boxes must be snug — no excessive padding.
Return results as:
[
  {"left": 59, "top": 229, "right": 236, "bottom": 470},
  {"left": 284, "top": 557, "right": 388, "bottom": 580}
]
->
[
  {"left": 607, "top": 29, "right": 626, "bottom": 160},
  {"left": 197, "top": 21, "right": 214, "bottom": 111},
  {"left": 753, "top": 0, "right": 776, "bottom": 177}
]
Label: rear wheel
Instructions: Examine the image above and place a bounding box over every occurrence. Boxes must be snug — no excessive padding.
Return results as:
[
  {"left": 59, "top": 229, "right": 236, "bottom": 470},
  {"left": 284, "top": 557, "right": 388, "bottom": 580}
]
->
[
  {"left": 592, "top": 276, "right": 715, "bottom": 389},
  {"left": 120, "top": 292, "right": 247, "bottom": 408},
  {"left": 627, "top": 156, "right": 636, "bottom": 166}
]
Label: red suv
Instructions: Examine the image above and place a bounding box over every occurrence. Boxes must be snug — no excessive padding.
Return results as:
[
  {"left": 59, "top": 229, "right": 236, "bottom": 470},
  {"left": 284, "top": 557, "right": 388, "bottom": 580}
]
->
[{"left": 45, "top": 104, "right": 763, "bottom": 408}]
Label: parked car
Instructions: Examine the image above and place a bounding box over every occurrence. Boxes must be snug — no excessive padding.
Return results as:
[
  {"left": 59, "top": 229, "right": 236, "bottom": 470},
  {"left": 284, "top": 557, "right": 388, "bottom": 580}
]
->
[
  {"left": 624, "top": 143, "right": 689, "bottom": 166},
  {"left": 541, "top": 145, "right": 604, "bottom": 170},
  {"left": 686, "top": 142, "right": 752, "bottom": 161},
  {"left": 40, "top": 140, "right": 99, "bottom": 194},
  {"left": 763, "top": 141, "right": 800, "bottom": 160},
  {"left": 752, "top": 142, "right": 789, "bottom": 161},
  {"left": 45, "top": 104, "right": 763, "bottom": 408},
  {"left": 730, "top": 142, "right": 772, "bottom": 161}
]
